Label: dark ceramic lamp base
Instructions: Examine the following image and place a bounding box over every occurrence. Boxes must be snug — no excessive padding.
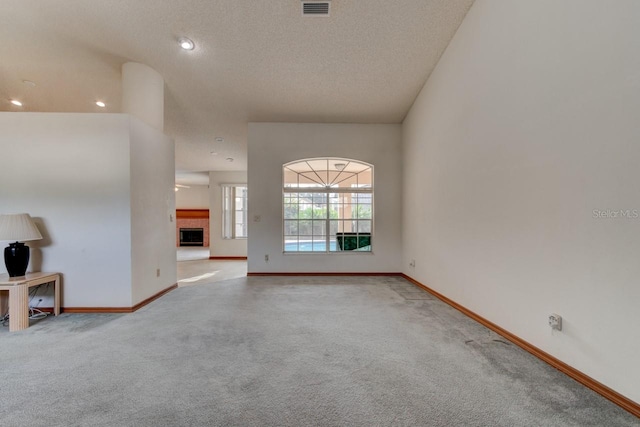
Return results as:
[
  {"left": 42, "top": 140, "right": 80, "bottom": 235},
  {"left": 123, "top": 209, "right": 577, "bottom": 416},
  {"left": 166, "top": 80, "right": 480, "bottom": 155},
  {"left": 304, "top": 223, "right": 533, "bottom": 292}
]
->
[{"left": 4, "top": 242, "right": 30, "bottom": 277}]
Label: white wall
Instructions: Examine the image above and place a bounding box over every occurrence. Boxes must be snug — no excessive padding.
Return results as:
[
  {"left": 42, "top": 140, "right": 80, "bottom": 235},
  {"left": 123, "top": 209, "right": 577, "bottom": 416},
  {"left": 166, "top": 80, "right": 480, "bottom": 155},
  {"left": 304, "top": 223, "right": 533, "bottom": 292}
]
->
[
  {"left": 175, "top": 185, "right": 209, "bottom": 209},
  {"left": 247, "top": 123, "right": 402, "bottom": 273},
  {"left": 129, "top": 118, "right": 177, "bottom": 305},
  {"left": 0, "top": 113, "right": 133, "bottom": 306},
  {"left": 209, "top": 171, "right": 247, "bottom": 257},
  {"left": 402, "top": 0, "right": 640, "bottom": 403},
  {"left": 0, "top": 112, "right": 177, "bottom": 308}
]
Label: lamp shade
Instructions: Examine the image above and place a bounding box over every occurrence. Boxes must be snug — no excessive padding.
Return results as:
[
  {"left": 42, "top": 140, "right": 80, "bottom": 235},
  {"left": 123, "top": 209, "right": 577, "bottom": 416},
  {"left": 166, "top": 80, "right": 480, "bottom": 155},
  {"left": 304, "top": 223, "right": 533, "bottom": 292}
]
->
[{"left": 0, "top": 213, "right": 43, "bottom": 242}]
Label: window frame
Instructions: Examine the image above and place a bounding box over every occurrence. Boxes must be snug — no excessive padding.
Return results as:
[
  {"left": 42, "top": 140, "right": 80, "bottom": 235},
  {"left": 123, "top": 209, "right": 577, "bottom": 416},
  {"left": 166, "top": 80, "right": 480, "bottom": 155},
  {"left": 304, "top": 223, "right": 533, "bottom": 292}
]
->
[
  {"left": 222, "top": 184, "right": 248, "bottom": 240},
  {"left": 282, "top": 158, "right": 374, "bottom": 254}
]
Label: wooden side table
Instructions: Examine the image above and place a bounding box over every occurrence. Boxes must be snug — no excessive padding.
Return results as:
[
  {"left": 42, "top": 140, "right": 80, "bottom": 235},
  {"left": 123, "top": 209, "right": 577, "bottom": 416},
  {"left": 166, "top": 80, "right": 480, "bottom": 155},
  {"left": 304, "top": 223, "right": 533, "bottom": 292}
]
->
[{"left": 0, "top": 272, "right": 60, "bottom": 332}]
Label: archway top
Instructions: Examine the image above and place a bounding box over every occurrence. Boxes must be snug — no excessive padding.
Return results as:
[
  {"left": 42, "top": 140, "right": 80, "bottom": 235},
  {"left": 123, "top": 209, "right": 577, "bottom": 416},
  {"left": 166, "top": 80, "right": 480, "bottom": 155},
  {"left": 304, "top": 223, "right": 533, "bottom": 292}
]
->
[{"left": 284, "top": 157, "right": 372, "bottom": 188}]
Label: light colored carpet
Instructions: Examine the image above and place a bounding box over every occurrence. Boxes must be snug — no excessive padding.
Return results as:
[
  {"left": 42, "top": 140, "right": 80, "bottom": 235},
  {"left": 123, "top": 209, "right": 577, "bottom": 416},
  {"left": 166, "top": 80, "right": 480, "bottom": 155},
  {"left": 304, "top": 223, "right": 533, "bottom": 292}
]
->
[
  {"left": 177, "top": 258, "right": 247, "bottom": 287},
  {"left": 1, "top": 276, "right": 637, "bottom": 426},
  {"left": 177, "top": 247, "right": 210, "bottom": 262}
]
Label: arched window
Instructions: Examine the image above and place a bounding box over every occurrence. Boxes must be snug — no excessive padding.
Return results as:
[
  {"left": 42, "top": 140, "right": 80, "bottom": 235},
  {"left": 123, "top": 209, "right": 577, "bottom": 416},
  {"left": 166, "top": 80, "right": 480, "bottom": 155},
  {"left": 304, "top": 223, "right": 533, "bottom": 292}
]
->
[{"left": 283, "top": 158, "right": 373, "bottom": 253}]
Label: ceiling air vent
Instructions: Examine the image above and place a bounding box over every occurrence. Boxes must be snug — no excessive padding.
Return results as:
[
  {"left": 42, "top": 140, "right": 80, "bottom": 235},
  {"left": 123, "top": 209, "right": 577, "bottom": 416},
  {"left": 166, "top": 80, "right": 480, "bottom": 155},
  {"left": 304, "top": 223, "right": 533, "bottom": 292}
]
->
[{"left": 302, "top": 1, "right": 330, "bottom": 17}]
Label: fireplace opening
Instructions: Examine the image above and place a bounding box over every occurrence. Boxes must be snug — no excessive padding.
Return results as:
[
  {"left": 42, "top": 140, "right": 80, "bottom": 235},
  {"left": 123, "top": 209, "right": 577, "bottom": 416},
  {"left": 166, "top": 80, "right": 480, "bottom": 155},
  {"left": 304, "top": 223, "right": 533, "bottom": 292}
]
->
[{"left": 179, "top": 228, "right": 204, "bottom": 247}]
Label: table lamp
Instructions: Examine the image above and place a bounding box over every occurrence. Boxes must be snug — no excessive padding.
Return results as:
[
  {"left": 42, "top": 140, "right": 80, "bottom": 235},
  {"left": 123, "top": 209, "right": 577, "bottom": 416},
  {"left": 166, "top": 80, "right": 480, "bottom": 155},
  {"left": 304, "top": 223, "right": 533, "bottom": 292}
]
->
[{"left": 0, "top": 213, "right": 43, "bottom": 277}]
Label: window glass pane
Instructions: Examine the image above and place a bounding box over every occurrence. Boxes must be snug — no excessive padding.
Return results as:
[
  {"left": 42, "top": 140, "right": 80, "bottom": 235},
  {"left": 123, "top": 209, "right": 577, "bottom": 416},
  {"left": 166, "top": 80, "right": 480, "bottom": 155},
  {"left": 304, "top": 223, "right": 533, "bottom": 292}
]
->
[
  {"left": 223, "top": 185, "right": 247, "bottom": 239},
  {"left": 284, "top": 203, "right": 298, "bottom": 219},
  {"left": 329, "top": 202, "right": 340, "bottom": 219},
  {"left": 312, "top": 237, "right": 327, "bottom": 252},
  {"left": 329, "top": 220, "right": 342, "bottom": 252},
  {"left": 337, "top": 233, "right": 358, "bottom": 251},
  {"left": 329, "top": 220, "right": 341, "bottom": 235},
  {"left": 357, "top": 221, "right": 372, "bottom": 233},
  {"left": 356, "top": 169, "right": 372, "bottom": 187},
  {"left": 297, "top": 237, "right": 313, "bottom": 252},
  {"left": 311, "top": 204, "right": 326, "bottom": 219},
  {"left": 283, "top": 170, "right": 299, "bottom": 187},
  {"left": 352, "top": 193, "right": 367, "bottom": 203},
  {"left": 284, "top": 220, "right": 298, "bottom": 235},
  {"left": 298, "top": 174, "right": 323, "bottom": 186},
  {"left": 312, "top": 220, "right": 325, "bottom": 236},
  {"left": 306, "top": 159, "right": 329, "bottom": 180},
  {"left": 297, "top": 172, "right": 320, "bottom": 186},
  {"left": 356, "top": 204, "right": 372, "bottom": 219},
  {"left": 312, "top": 193, "right": 326, "bottom": 204},
  {"left": 298, "top": 194, "right": 311, "bottom": 216},
  {"left": 357, "top": 235, "right": 372, "bottom": 251},
  {"left": 298, "top": 220, "right": 312, "bottom": 235},
  {"left": 284, "top": 236, "right": 298, "bottom": 252},
  {"left": 222, "top": 186, "right": 232, "bottom": 239}
]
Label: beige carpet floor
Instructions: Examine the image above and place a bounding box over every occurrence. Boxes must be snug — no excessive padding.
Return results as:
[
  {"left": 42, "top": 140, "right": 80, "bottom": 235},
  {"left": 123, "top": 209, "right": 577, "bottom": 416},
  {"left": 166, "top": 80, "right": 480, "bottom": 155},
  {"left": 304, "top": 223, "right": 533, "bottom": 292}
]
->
[{"left": 1, "top": 268, "right": 637, "bottom": 426}]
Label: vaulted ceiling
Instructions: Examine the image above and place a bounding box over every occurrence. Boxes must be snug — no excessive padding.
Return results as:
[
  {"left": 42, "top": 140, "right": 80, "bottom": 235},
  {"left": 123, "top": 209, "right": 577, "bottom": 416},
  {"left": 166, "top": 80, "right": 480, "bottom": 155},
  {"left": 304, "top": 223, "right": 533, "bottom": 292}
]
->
[{"left": 0, "top": 0, "right": 474, "bottom": 183}]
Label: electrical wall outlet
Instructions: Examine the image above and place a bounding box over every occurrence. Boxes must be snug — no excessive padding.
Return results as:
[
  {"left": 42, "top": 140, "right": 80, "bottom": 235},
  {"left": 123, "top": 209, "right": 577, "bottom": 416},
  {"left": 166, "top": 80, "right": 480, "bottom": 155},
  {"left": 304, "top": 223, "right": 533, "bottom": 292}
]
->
[
  {"left": 409, "top": 259, "right": 416, "bottom": 267},
  {"left": 264, "top": 254, "right": 269, "bottom": 262},
  {"left": 548, "top": 313, "right": 562, "bottom": 331}
]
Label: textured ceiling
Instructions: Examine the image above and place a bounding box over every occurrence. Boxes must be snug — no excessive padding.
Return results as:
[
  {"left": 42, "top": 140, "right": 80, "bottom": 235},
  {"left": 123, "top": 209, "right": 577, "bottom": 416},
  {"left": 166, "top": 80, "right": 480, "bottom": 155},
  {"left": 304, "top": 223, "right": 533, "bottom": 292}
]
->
[{"left": 0, "top": 0, "right": 474, "bottom": 183}]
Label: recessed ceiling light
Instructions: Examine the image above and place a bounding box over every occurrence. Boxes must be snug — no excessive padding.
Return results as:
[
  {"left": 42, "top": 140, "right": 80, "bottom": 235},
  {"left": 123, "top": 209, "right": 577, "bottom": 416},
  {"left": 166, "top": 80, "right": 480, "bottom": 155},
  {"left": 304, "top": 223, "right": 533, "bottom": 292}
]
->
[
  {"left": 178, "top": 37, "right": 195, "bottom": 50},
  {"left": 10, "top": 99, "right": 23, "bottom": 107},
  {"left": 226, "top": 157, "right": 234, "bottom": 162},
  {"left": 96, "top": 101, "right": 106, "bottom": 108},
  {"left": 22, "top": 80, "right": 36, "bottom": 87},
  {"left": 215, "top": 137, "right": 224, "bottom": 142}
]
